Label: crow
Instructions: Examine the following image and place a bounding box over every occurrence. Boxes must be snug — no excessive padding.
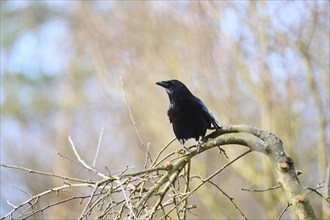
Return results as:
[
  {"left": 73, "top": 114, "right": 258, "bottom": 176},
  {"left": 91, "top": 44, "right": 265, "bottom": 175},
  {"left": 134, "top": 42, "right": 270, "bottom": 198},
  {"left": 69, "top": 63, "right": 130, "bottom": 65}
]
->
[{"left": 156, "top": 79, "right": 221, "bottom": 153}]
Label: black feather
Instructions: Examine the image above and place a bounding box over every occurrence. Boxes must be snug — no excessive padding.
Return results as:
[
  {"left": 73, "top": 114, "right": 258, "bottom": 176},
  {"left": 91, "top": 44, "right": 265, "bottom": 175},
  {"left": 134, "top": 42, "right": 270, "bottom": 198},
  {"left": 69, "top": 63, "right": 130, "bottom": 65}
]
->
[{"left": 156, "top": 79, "right": 220, "bottom": 151}]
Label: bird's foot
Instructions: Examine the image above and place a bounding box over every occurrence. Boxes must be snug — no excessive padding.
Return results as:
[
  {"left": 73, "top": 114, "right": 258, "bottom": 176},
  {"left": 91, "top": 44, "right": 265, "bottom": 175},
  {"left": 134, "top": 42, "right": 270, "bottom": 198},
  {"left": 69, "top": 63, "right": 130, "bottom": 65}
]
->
[
  {"left": 196, "top": 137, "right": 203, "bottom": 153},
  {"left": 179, "top": 144, "right": 191, "bottom": 155},
  {"left": 196, "top": 143, "right": 202, "bottom": 153},
  {"left": 182, "top": 146, "right": 191, "bottom": 154},
  {"left": 178, "top": 140, "right": 190, "bottom": 154}
]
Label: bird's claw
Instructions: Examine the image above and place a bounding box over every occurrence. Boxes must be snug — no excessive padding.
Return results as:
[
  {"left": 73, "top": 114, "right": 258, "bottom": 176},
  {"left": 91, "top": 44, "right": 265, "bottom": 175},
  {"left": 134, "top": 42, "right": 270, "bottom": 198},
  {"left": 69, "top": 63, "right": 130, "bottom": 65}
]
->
[
  {"left": 196, "top": 138, "right": 203, "bottom": 153},
  {"left": 184, "top": 151, "right": 190, "bottom": 155},
  {"left": 178, "top": 145, "right": 191, "bottom": 155},
  {"left": 196, "top": 144, "right": 201, "bottom": 153}
]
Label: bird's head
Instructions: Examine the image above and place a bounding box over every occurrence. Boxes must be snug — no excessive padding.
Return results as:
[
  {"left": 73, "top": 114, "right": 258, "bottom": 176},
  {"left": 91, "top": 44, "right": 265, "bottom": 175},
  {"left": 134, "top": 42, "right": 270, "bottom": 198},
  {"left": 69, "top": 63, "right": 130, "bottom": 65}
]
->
[{"left": 156, "top": 79, "right": 193, "bottom": 100}]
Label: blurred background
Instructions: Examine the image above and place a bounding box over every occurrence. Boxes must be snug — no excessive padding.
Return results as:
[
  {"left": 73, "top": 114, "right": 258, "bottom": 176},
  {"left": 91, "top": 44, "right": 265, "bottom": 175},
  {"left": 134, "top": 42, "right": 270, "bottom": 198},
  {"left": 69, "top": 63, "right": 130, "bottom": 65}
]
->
[{"left": 1, "top": 0, "right": 329, "bottom": 219}]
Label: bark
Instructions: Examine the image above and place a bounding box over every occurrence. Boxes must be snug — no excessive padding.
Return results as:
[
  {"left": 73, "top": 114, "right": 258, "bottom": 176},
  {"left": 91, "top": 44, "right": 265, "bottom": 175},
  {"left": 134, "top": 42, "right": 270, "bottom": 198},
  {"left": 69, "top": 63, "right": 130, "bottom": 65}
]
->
[{"left": 212, "top": 125, "right": 317, "bottom": 219}]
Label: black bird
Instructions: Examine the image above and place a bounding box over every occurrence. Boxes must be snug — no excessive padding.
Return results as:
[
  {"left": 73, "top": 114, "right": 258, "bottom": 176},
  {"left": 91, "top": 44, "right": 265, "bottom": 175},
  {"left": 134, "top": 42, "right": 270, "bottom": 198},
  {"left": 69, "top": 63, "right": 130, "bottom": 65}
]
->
[{"left": 156, "top": 79, "right": 221, "bottom": 153}]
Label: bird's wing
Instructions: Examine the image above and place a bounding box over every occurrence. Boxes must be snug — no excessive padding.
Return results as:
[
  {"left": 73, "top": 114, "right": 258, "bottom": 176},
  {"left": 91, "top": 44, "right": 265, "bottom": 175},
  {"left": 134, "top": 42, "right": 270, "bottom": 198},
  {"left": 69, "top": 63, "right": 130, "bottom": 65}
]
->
[
  {"left": 195, "top": 97, "right": 221, "bottom": 129},
  {"left": 167, "top": 103, "right": 175, "bottom": 124}
]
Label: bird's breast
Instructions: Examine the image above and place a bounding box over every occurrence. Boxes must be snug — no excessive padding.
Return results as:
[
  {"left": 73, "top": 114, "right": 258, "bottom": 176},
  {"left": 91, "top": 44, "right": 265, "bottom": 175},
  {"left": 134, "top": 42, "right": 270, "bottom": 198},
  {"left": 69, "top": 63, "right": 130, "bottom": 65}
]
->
[{"left": 167, "top": 100, "right": 208, "bottom": 140}]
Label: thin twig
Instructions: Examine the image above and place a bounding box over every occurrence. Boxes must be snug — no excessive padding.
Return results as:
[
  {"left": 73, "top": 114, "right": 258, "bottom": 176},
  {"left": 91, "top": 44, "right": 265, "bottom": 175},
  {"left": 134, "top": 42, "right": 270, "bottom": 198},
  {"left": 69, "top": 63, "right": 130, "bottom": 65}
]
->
[
  {"left": 11, "top": 185, "right": 32, "bottom": 197},
  {"left": 84, "top": 184, "right": 109, "bottom": 215},
  {"left": 120, "top": 76, "right": 153, "bottom": 165},
  {"left": 241, "top": 185, "right": 282, "bottom": 192},
  {"left": 153, "top": 151, "right": 177, "bottom": 168},
  {"left": 79, "top": 182, "right": 102, "bottom": 219},
  {"left": 151, "top": 138, "right": 176, "bottom": 168},
  {"left": 201, "top": 178, "right": 247, "bottom": 220},
  {"left": 278, "top": 202, "right": 292, "bottom": 220},
  {"left": 22, "top": 195, "right": 92, "bottom": 219},
  {"left": 306, "top": 181, "right": 330, "bottom": 204},
  {"left": 117, "top": 179, "right": 138, "bottom": 219},
  {"left": 93, "top": 128, "right": 104, "bottom": 168},
  {"left": 144, "top": 142, "right": 151, "bottom": 170},
  {"left": 182, "top": 162, "right": 191, "bottom": 220},
  {"left": 0, "top": 164, "right": 94, "bottom": 184},
  {"left": 6, "top": 200, "right": 16, "bottom": 209},
  {"left": 57, "top": 152, "right": 86, "bottom": 168},
  {"left": 68, "top": 136, "right": 107, "bottom": 179},
  {"left": 104, "top": 165, "right": 135, "bottom": 177},
  {"left": 2, "top": 183, "right": 94, "bottom": 219}
]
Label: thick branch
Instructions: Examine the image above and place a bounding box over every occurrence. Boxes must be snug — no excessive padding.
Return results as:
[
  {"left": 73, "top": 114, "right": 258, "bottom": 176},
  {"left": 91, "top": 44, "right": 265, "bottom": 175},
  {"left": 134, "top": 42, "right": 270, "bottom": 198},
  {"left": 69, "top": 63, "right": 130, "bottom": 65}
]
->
[{"left": 206, "top": 125, "right": 317, "bottom": 219}]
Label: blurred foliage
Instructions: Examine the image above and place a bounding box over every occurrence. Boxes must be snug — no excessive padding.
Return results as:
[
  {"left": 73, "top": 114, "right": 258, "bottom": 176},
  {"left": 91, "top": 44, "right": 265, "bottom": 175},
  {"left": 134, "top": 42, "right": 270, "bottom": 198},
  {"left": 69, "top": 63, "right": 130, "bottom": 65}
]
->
[{"left": 1, "top": 0, "right": 329, "bottom": 219}]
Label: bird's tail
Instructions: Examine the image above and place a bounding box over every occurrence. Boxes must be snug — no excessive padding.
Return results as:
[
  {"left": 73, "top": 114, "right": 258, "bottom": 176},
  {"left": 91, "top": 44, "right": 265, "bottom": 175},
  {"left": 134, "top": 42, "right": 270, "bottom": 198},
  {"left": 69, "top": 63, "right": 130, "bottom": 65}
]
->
[
  {"left": 209, "top": 112, "right": 221, "bottom": 129},
  {"left": 209, "top": 119, "right": 221, "bottom": 130}
]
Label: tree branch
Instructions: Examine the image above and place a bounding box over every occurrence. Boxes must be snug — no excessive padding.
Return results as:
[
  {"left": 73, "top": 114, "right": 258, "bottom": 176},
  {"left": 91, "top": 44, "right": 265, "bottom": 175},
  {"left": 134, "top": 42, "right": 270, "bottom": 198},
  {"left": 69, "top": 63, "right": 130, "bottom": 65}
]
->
[{"left": 1, "top": 124, "right": 317, "bottom": 219}]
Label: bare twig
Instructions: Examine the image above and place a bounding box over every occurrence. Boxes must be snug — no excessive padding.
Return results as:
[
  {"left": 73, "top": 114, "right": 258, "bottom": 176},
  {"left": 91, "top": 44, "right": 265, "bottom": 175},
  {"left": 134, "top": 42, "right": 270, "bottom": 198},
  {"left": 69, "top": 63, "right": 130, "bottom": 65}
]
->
[
  {"left": 104, "top": 165, "right": 135, "bottom": 177},
  {"left": 143, "top": 142, "right": 151, "bottom": 169},
  {"left": 182, "top": 162, "right": 191, "bottom": 220},
  {"left": 2, "top": 183, "right": 94, "bottom": 219},
  {"left": 6, "top": 200, "right": 16, "bottom": 209},
  {"left": 93, "top": 127, "right": 104, "bottom": 168},
  {"left": 68, "top": 136, "right": 107, "bottom": 179},
  {"left": 241, "top": 185, "right": 282, "bottom": 192},
  {"left": 57, "top": 151, "right": 86, "bottom": 167},
  {"left": 83, "top": 184, "right": 109, "bottom": 217},
  {"left": 151, "top": 137, "right": 176, "bottom": 168},
  {"left": 201, "top": 178, "right": 247, "bottom": 220},
  {"left": 22, "top": 195, "right": 92, "bottom": 219},
  {"left": 278, "top": 202, "right": 292, "bottom": 220},
  {"left": 120, "top": 77, "right": 153, "bottom": 165},
  {"left": 0, "top": 164, "right": 93, "bottom": 184},
  {"left": 11, "top": 185, "right": 32, "bottom": 197},
  {"left": 117, "top": 179, "right": 138, "bottom": 220},
  {"left": 305, "top": 180, "right": 330, "bottom": 204},
  {"left": 79, "top": 182, "right": 103, "bottom": 219}
]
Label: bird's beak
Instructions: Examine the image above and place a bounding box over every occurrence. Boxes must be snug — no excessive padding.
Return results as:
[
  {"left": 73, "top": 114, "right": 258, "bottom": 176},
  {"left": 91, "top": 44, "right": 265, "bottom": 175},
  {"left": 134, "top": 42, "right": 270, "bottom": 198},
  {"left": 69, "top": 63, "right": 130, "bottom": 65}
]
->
[{"left": 156, "top": 81, "right": 169, "bottom": 88}]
